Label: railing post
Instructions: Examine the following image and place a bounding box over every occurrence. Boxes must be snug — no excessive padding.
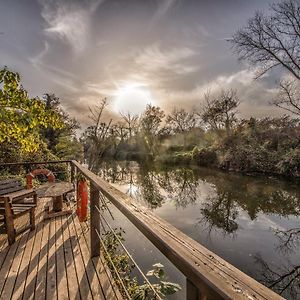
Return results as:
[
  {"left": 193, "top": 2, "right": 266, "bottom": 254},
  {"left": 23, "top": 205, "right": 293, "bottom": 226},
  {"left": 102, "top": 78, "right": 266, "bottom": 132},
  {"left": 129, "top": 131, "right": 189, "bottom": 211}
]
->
[
  {"left": 70, "top": 163, "right": 75, "bottom": 183},
  {"left": 90, "top": 182, "right": 100, "bottom": 258},
  {"left": 187, "top": 279, "right": 204, "bottom": 300}
]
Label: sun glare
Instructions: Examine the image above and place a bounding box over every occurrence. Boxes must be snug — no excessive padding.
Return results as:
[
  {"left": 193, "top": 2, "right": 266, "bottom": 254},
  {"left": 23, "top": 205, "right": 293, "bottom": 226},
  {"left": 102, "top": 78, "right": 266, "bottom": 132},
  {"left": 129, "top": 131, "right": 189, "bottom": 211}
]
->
[{"left": 113, "top": 83, "right": 153, "bottom": 115}]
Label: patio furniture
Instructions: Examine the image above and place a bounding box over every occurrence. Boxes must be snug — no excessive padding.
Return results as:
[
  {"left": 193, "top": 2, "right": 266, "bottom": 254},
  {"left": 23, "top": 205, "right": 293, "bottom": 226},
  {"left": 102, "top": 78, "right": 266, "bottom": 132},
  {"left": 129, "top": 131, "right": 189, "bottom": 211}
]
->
[
  {"left": 0, "top": 178, "right": 37, "bottom": 245},
  {"left": 35, "top": 181, "right": 74, "bottom": 219}
]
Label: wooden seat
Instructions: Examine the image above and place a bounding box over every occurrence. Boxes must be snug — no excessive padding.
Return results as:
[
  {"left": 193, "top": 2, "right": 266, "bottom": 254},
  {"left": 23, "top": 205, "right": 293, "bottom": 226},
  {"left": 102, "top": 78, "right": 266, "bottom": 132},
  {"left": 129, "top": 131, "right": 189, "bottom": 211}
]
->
[{"left": 0, "top": 178, "right": 37, "bottom": 245}]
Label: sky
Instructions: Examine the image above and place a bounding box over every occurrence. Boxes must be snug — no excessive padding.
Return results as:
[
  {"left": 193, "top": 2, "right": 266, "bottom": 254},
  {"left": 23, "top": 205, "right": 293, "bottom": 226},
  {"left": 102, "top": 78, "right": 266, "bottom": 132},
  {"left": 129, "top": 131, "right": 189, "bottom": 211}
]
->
[{"left": 0, "top": 0, "right": 285, "bottom": 127}]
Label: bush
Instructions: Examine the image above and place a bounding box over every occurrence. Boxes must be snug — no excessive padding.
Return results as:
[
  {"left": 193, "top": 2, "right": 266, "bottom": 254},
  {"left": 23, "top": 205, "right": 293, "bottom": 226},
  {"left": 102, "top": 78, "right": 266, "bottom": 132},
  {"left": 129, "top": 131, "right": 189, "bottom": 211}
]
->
[
  {"left": 192, "top": 147, "right": 218, "bottom": 167},
  {"left": 155, "top": 151, "right": 193, "bottom": 165},
  {"left": 276, "top": 148, "right": 300, "bottom": 177}
]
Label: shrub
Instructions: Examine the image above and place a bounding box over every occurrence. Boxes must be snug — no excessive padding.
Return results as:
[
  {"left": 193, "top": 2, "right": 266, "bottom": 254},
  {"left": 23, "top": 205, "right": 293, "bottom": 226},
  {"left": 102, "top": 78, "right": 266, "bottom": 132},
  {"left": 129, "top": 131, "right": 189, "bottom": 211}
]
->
[{"left": 192, "top": 147, "right": 218, "bottom": 167}]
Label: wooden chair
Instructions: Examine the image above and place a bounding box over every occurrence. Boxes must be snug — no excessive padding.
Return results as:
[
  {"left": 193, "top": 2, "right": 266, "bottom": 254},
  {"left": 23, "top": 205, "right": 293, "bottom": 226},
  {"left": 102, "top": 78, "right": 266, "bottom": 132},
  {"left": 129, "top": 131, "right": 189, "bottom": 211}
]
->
[{"left": 0, "top": 179, "right": 37, "bottom": 245}]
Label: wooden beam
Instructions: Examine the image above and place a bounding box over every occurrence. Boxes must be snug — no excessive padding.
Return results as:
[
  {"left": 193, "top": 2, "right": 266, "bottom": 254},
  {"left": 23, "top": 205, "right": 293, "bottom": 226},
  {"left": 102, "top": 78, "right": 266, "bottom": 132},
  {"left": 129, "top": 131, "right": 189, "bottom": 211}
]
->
[
  {"left": 3, "top": 197, "right": 15, "bottom": 245},
  {"left": 44, "top": 209, "right": 72, "bottom": 220},
  {"left": 70, "top": 163, "right": 75, "bottom": 183},
  {"left": 0, "top": 160, "right": 71, "bottom": 168},
  {"left": 90, "top": 182, "right": 100, "bottom": 258}
]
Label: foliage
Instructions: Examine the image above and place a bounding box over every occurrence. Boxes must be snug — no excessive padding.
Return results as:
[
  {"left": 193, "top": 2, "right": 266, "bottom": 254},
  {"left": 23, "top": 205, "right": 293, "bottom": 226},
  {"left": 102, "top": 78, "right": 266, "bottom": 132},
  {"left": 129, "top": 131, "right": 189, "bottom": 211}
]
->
[
  {"left": 40, "top": 93, "right": 82, "bottom": 160},
  {"left": 132, "top": 263, "right": 181, "bottom": 299},
  {"left": 54, "top": 136, "right": 83, "bottom": 161},
  {"left": 218, "top": 117, "right": 300, "bottom": 176},
  {"left": 102, "top": 228, "right": 181, "bottom": 299},
  {"left": 0, "top": 67, "right": 63, "bottom": 153},
  {"left": 138, "top": 104, "right": 165, "bottom": 158},
  {"left": 83, "top": 97, "right": 299, "bottom": 178},
  {"left": 192, "top": 147, "right": 218, "bottom": 167}
]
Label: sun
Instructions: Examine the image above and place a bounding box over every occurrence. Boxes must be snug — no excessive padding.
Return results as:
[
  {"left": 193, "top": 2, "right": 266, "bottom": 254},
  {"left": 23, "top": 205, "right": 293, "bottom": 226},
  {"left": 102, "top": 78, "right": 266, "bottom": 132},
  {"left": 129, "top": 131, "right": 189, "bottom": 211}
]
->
[{"left": 113, "top": 83, "right": 153, "bottom": 115}]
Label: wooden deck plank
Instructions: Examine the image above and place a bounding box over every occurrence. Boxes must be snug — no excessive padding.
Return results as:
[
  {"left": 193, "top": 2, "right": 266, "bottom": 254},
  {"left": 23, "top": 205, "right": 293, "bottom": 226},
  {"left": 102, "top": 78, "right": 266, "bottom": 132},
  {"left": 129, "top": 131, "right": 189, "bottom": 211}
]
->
[
  {"left": 79, "top": 220, "right": 122, "bottom": 300},
  {"left": 11, "top": 199, "right": 44, "bottom": 300},
  {"left": 0, "top": 235, "right": 22, "bottom": 295},
  {"left": 46, "top": 214, "right": 58, "bottom": 300},
  {"left": 22, "top": 217, "right": 44, "bottom": 299},
  {"left": 61, "top": 215, "right": 80, "bottom": 300},
  {"left": 0, "top": 198, "right": 122, "bottom": 300},
  {"left": 67, "top": 213, "right": 92, "bottom": 300},
  {"left": 35, "top": 219, "right": 50, "bottom": 300},
  {"left": 0, "top": 230, "right": 29, "bottom": 299},
  {"left": 71, "top": 215, "right": 105, "bottom": 300},
  {"left": 11, "top": 226, "right": 38, "bottom": 299},
  {"left": 55, "top": 216, "right": 69, "bottom": 300},
  {"left": 0, "top": 246, "right": 9, "bottom": 270}
]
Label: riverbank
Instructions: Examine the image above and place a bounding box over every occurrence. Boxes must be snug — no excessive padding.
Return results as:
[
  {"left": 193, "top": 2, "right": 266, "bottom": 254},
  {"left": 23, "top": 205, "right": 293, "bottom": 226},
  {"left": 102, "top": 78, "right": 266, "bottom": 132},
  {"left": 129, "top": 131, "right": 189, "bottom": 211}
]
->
[
  {"left": 154, "top": 146, "right": 300, "bottom": 179},
  {"left": 103, "top": 144, "right": 300, "bottom": 179}
]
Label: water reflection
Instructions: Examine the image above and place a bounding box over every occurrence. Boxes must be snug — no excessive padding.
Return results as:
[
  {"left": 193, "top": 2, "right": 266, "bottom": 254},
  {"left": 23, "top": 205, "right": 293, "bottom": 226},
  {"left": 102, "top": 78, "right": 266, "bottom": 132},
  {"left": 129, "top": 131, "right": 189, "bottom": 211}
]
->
[{"left": 98, "top": 160, "right": 300, "bottom": 299}]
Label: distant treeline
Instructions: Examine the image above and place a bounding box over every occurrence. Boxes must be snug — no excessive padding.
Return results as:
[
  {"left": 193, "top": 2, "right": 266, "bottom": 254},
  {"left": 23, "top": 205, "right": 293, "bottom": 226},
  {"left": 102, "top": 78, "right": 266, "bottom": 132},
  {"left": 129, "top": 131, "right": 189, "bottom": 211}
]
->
[{"left": 81, "top": 94, "right": 300, "bottom": 178}]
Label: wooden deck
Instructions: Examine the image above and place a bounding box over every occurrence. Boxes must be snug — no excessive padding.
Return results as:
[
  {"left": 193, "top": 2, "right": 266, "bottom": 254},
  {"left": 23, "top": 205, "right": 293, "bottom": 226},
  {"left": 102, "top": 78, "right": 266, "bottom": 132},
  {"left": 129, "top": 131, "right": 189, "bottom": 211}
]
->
[{"left": 0, "top": 198, "right": 122, "bottom": 300}]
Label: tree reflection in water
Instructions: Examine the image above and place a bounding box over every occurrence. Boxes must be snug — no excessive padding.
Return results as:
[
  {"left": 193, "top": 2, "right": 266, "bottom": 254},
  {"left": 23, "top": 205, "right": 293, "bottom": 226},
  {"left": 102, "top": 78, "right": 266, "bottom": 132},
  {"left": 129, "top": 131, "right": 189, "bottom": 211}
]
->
[
  {"left": 254, "top": 254, "right": 300, "bottom": 298},
  {"left": 97, "top": 160, "right": 300, "bottom": 299},
  {"left": 200, "top": 192, "right": 239, "bottom": 235}
]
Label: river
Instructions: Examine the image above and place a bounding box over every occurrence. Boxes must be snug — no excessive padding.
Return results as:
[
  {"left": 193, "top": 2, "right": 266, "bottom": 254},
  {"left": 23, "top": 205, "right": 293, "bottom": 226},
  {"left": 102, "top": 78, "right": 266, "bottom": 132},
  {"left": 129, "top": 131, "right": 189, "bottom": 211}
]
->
[{"left": 97, "top": 160, "right": 300, "bottom": 299}]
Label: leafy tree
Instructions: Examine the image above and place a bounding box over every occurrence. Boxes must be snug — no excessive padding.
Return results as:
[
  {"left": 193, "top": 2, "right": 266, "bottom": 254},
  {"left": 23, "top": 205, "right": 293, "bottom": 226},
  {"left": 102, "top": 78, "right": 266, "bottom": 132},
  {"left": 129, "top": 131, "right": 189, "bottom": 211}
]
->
[
  {"left": 140, "top": 104, "right": 165, "bottom": 136},
  {"left": 40, "top": 93, "right": 80, "bottom": 152},
  {"left": 54, "top": 136, "right": 83, "bottom": 161},
  {"left": 0, "top": 67, "right": 62, "bottom": 154},
  {"left": 139, "top": 104, "right": 165, "bottom": 158},
  {"left": 219, "top": 116, "right": 300, "bottom": 176}
]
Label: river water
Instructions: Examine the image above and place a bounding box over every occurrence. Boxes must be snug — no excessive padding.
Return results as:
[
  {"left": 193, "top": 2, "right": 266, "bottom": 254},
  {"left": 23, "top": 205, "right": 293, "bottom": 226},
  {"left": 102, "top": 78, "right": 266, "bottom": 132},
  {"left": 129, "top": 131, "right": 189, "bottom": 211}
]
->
[{"left": 98, "top": 160, "right": 300, "bottom": 299}]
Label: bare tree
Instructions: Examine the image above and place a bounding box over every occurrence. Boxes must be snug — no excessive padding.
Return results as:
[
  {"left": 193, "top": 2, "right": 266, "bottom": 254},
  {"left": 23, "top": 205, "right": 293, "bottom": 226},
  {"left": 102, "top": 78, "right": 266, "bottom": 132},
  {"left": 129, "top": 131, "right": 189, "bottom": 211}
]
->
[
  {"left": 166, "top": 108, "right": 197, "bottom": 134},
  {"left": 231, "top": 0, "right": 300, "bottom": 80},
  {"left": 83, "top": 98, "right": 113, "bottom": 171},
  {"left": 89, "top": 98, "right": 109, "bottom": 137},
  {"left": 200, "top": 89, "right": 239, "bottom": 135},
  {"left": 274, "top": 80, "right": 300, "bottom": 116},
  {"left": 231, "top": 0, "right": 300, "bottom": 115},
  {"left": 120, "top": 112, "right": 139, "bottom": 139}
]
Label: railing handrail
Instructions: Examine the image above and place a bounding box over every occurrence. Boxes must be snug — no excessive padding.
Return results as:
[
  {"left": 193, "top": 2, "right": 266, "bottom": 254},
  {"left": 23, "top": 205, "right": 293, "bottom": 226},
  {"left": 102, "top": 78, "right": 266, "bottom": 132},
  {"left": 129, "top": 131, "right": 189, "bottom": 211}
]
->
[
  {"left": 0, "top": 160, "right": 71, "bottom": 167},
  {"left": 71, "top": 160, "right": 283, "bottom": 300}
]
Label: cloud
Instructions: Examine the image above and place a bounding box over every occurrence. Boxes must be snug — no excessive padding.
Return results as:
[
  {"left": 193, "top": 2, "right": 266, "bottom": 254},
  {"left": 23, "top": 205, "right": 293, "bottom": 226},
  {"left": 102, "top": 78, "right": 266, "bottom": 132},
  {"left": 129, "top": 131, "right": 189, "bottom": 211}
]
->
[
  {"left": 39, "top": 0, "right": 103, "bottom": 53},
  {"left": 149, "top": 0, "right": 178, "bottom": 28},
  {"left": 29, "top": 41, "right": 79, "bottom": 92},
  {"left": 135, "top": 44, "right": 198, "bottom": 75},
  {"left": 153, "top": 69, "right": 283, "bottom": 118}
]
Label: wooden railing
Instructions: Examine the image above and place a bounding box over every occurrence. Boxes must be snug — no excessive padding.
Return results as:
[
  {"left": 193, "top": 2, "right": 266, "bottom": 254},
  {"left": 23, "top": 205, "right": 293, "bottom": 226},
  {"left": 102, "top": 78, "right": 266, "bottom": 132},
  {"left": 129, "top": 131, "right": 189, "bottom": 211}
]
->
[{"left": 0, "top": 160, "right": 284, "bottom": 300}]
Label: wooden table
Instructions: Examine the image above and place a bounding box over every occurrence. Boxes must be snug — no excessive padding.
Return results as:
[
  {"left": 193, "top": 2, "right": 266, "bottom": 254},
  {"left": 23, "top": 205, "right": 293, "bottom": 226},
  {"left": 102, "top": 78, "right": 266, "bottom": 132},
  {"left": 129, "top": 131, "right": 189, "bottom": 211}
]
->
[{"left": 35, "top": 182, "right": 74, "bottom": 219}]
